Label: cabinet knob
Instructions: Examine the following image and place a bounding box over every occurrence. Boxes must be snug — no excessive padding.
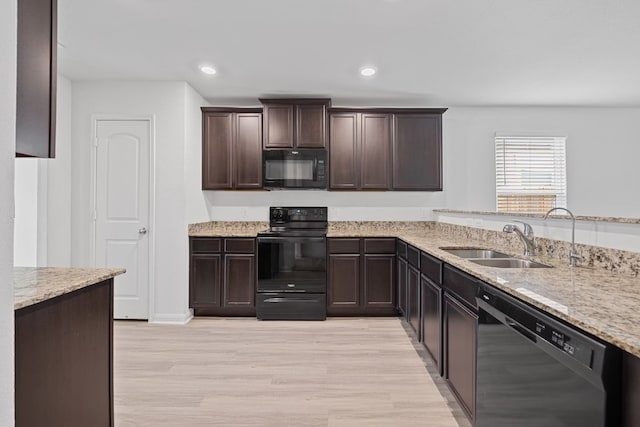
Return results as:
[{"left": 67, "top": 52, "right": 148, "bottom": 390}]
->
[{"left": 138, "top": 227, "right": 148, "bottom": 235}]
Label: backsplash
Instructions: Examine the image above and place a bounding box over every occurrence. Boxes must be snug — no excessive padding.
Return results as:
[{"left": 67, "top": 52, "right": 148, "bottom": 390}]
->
[
  {"left": 328, "top": 221, "right": 434, "bottom": 236},
  {"left": 435, "top": 222, "right": 640, "bottom": 278}
]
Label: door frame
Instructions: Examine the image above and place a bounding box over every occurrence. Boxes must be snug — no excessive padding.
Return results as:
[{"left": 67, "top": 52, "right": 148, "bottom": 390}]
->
[{"left": 89, "top": 115, "right": 157, "bottom": 321}]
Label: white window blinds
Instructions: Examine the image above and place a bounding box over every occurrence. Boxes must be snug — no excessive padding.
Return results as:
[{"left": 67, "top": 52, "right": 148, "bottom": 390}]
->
[{"left": 495, "top": 135, "right": 567, "bottom": 214}]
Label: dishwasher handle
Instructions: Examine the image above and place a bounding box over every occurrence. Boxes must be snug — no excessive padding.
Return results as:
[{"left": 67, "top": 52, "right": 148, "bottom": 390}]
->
[{"left": 505, "top": 317, "right": 537, "bottom": 343}]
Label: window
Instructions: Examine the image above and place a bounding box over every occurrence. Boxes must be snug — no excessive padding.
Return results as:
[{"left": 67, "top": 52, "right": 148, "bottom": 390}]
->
[{"left": 495, "top": 135, "right": 567, "bottom": 214}]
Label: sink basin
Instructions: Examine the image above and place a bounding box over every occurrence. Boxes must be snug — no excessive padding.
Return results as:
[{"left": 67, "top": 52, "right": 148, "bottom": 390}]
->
[
  {"left": 440, "top": 248, "right": 512, "bottom": 259},
  {"left": 469, "top": 258, "right": 552, "bottom": 269}
]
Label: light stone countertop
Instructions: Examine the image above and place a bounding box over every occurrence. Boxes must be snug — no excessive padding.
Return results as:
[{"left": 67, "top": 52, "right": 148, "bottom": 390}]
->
[
  {"left": 189, "top": 220, "right": 640, "bottom": 357},
  {"left": 398, "top": 231, "right": 640, "bottom": 358},
  {"left": 14, "top": 267, "right": 126, "bottom": 310}
]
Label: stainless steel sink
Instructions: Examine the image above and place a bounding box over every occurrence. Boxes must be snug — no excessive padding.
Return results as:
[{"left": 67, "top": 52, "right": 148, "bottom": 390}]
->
[
  {"left": 440, "top": 246, "right": 552, "bottom": 269},
  {"left": 469, "top": 258, "right": 552, "bottom": 269},
  {"left": 440, "top": 248, "right": 511, "bottom": 259}
]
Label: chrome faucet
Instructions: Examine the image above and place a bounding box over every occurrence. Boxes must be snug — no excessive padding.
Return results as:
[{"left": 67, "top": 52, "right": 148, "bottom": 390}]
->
[
  {"left": 503, "top": 220, "right": 536, "bottom": 256},
  {"left": 544, "top": 207, "right": 582, "bottom": 267}
]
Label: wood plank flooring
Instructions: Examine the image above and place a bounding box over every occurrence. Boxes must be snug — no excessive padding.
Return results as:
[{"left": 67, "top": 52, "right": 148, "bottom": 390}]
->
[{"left": 114, "top": 317, "right": 469, "bottom": 426}]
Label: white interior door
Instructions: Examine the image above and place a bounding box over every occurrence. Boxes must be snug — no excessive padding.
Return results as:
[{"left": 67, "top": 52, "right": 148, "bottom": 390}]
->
[{"left": 95, "top": 119, "right": 150, "bottom": 319}]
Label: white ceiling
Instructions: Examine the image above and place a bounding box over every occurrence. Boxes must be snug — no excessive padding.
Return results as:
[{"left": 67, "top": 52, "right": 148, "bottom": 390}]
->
[{"left": 58, "top": 0, "right": 640, "bottom": 107}]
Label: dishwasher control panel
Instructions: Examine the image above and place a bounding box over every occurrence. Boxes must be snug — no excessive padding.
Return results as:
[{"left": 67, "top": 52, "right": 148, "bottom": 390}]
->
[{"left": 479, "top": 288, "right": 596, "bottom": 368}]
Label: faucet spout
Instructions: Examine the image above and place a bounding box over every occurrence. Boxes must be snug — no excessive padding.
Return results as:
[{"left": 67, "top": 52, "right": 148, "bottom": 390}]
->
[
  {"left": 544, "top": 207, "right": 582, "bottom": 267},
  {"left": 503, "top": 220, "right": 536, "bottom": 256}
]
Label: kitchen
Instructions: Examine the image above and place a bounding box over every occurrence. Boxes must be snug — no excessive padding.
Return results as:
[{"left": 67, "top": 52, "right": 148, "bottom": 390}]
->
[{"left": 3, "top": 0, "right": 640, "bottom": 426}]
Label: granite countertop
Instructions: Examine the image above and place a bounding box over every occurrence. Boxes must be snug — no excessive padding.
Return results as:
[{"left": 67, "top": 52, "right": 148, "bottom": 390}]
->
[
  {"left": 397, "top": 231, "right": 640, "bottom": 358},
  {"left": 188, "top": 220, "right": 640, "bottom": 356},
  {"left": 14, "top": 267, "right": 126, "bottom": 310}
]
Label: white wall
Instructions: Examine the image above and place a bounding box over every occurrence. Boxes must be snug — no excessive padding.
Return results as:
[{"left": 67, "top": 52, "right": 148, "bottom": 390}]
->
[
  {"left": 13, "top": 75, "right": 73, "bottom": 267},
  {"left": 71, "top": 81, "right": 191, "bottom": 322},
  {"left": 46, "top": 75, "right": 73, "bottom": 266},
  {"left": 13, "top": 160, "right": 39, "bottom": 266},
  {"left": 0, "top": 0, "right": 16, "bottom": 423},
  {"left": 443, "top": 107, "right": 640, "bottom": 217},
  {"left": 437, "top": 211, "right": 640, "bottom": 253}
]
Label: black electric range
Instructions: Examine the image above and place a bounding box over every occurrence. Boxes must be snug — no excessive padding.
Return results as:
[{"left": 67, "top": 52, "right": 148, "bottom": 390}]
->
[{"left": 256, "top": 207, "right": 327, "bottom": 320}]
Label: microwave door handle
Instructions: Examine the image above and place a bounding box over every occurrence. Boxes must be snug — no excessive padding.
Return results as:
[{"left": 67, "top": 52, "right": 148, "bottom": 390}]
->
[{"left": 313, "top": 157, "right": 318, "bottom": 181}]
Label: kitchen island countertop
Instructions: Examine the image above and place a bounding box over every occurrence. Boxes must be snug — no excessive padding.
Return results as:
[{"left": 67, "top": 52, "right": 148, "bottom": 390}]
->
[{"left": 14, "top": 267, "right": 126, "bottom": 310}]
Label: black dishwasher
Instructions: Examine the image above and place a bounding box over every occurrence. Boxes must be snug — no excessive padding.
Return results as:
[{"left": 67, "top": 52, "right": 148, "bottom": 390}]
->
[{"left": 476, "top": 284, "right": 621, "bottom": 427}]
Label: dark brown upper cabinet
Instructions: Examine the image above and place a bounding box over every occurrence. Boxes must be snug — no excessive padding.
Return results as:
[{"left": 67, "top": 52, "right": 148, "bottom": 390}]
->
[
  {"left": 201, "top": 108, "right": 263, "bottom": 190},
  {"left": 16, "top": 0, "right": 57, "bottom": 158},
  {"left": 328, "top": 112, "right": 392, "bottom": 190},
  {"left": 329, "top": 108, "right": 446, "bottom": 191},
  {"left": 260, "top": 98, "right": 330, "bottom": 148},
  {"left": 393, "top": 113, "right": 444, "bottom": 191}
]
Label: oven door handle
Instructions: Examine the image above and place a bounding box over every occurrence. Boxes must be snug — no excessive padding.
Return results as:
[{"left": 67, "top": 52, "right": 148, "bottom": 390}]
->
[
  {"left": 263, "top": 297, "right": 322, "bottom": 303},
  {"left": 257, "top": 237, "right": 326, "bottom": 244}
]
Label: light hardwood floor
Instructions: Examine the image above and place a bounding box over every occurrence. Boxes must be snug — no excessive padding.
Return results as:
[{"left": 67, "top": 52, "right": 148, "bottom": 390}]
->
[{"left": 114, "top": 317, "right": 470, "bottom": 427}]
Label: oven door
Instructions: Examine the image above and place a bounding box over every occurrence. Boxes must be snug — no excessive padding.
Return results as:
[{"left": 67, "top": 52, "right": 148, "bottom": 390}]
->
[{"left": 257, "top": 236, "right": 326, "bottom": 293}]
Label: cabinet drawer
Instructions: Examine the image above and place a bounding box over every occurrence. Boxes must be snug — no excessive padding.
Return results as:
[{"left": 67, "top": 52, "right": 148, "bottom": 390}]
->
[
  {"left": 443, "top": 264, "right": 479, "bottom": 310},
  {"left": 421, "top": 251, "right": 442, "bottom": 286},
  {"left": 364, "top": 238, "right": 396, "bottom": 254},
  {"left": 328, "top": 238, "right": 361, "bottom": 254},
  {"left": 407, "top": 245, "right": 420, "bottom": 268},
  {"left": 224, "top": 238, "right": 255, "bottom": 253},
  {"left": 191, "top": 238, "right": 221, "bottom": 253},
  {"left": 397, "top": 240, "right": 407, "bottom": 259}
]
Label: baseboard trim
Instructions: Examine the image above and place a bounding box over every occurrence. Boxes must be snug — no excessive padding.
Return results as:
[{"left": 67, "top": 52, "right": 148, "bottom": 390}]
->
[{"left": 149, "top": 311, "right": 193, "bottom": 324}]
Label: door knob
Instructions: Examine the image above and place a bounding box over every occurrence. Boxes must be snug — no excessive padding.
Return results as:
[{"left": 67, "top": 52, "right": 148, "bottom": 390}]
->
[{"left": 138, "top": 227, "right": 148, "bottom": 235}]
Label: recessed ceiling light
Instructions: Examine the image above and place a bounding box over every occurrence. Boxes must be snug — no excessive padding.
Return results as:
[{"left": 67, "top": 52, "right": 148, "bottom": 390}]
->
[
  {"left": 199, "top": 65, "right": 217, "bottom": 75},
  {"left": 359, "top": 66, "right": 377, "bottom": 77}
]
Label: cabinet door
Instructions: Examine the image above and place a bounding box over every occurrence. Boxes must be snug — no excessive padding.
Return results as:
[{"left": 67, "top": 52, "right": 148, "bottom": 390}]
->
[
  {"left": 329, "top": 113, "right": 359, "bottom": 189},
  {"left": 16, "top": 0, "right": 57, "bottom": 158},
  {"left": 393, "top": 114, "right": 442, "bottom": 190},
  {"left": 223, "top": 254, "right": 255, "bottom": 313},
  {"left": 422, "top": 277, "right": 442, "bottom": 372},
  {"left": 264, "top": 104, "right": 294, "bottom": 148},
  {"left": 234, "top": 113, "right": 263, "bottom": 189},
  {"left": 397, "top": 257, "right": 407, "bottom": 316},
  {"left": 202, "top": 112, "right": 233, "bottom": 189},
  {"left": 445, "top": 294, "right": 477, "bottom": 421},
  {"left": 363, "top": 254, "right": 395, "bottom": 314},
  {"left": 328, "top": 254, "right": 361, "bottom": 315},
  {"left": 360, "top": 114, "right": 391, "bottom": 189},
  {"left": 407, "top": 265, "right": 421, "bottom": 336},
  {"left": 296, "top": 104, "right": 326, "bottom": 148},
  {"left": 189, "top": 254, "right": 222, "bottom": 308}
]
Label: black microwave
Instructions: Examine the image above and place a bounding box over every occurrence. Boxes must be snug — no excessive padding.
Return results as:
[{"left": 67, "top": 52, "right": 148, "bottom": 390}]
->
[{"left": 263, "top": 149, "right": 327, "bottom": 189}]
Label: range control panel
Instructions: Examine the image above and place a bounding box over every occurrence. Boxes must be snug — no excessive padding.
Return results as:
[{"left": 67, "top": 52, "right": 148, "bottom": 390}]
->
[{"left": 269, "top": 207, "right": 328, "bottom": 224}]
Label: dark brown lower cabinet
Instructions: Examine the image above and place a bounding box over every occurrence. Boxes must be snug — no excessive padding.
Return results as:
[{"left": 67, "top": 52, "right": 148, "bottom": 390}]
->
[
  {"left": 328, "top": 254, "right": 361, "bottom": 313},
  {"left": 407, "top": 265, "right": 420, "bottom": 336},
  {"left": 190, "top": 253, "right": 222, "bottom": 308},
  {"left": 397, "top": 257, "right": 407, "bottom": 316},
  {"left": 327, "top": 238, "right": 396, "bottom": 316},
  {"left": 189, "top": 237, "right": 256, "bottom": 316},
  {"left": 363, "top": 254, "right": 395, "bottom": 310},
  {"left": 223, "top": 254, "right": 255, "bottom": 309},
  {"left": 421, "top": 276, "right": 442, "bottom": 373},
  {"left": 15, "top": 280, "right": 114, "bottom": 426},
  {"left": 444, "top": 293, "right": 478, "bottom": 422}
]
